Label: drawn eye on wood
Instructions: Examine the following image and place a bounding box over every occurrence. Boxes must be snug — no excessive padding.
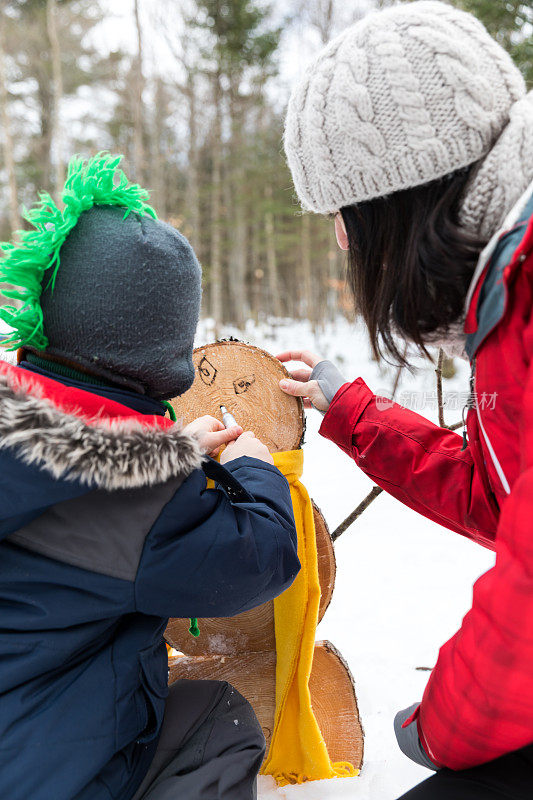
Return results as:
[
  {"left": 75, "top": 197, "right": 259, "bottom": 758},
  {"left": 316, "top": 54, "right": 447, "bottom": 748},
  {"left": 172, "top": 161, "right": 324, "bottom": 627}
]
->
[
  {"left": 172, "top": 341, "right": 304, "bottom": 453},
  {"left": 198, "top": 356, "right": 217, "bottom": 386},
  {"left": 233, "top": 374, "right": 256, "bottom": 395}
]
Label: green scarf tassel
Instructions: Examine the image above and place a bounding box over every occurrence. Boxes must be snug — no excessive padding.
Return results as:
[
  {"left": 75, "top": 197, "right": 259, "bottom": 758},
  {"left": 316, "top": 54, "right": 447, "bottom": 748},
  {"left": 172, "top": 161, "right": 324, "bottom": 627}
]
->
[{"left": 162, "top": 400, "right": 177, "bottom": 422}]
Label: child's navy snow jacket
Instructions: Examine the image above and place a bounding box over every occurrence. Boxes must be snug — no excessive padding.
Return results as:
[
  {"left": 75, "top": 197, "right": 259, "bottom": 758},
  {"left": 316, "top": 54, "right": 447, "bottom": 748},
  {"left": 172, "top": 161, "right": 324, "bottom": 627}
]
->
[{"left": 0, "top": 362, "right": 300, "bottom": 800}]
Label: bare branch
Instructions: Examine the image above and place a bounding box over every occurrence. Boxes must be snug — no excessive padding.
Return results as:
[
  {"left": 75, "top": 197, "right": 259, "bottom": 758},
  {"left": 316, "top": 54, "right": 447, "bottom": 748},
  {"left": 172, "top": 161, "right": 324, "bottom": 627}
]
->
[
  {"left": 448, "top": 420, "right": 463, "bottom": 431},
  {"left": 331, "top": 486, "right": 383, "bottom": 542},
  {"left": 435, "top": 348, "right": 446, "bottom": 428}
]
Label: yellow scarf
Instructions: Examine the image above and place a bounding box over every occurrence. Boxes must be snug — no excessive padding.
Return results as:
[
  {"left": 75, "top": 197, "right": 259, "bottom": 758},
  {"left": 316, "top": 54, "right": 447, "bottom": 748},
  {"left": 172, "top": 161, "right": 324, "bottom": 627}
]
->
[{"left": 261, "top": 449, "right": 358, "bottom": 786}]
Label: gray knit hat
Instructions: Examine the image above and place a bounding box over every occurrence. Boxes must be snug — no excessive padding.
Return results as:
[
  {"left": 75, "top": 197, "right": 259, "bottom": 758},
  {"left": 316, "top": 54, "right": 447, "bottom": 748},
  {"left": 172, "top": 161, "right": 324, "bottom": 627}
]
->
[
  {"left": 284, "top": 0, "right": 526, "bottom": 214},
  {"left": 37, "top": 205, "right": 201, "bottom": 400}
]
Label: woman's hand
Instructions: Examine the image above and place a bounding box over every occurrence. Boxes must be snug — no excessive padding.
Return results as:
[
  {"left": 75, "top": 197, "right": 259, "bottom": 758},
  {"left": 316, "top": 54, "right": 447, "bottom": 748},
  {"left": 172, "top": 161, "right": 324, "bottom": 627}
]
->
[
  {"left": 277, "top": 350, "right": 346, "bottom": 412},
  {"left": 220, "top": 431, "right": 274, "bottom": 465},
  {"left": 183, "top": 415, "right": 243, "bottom": 458}
]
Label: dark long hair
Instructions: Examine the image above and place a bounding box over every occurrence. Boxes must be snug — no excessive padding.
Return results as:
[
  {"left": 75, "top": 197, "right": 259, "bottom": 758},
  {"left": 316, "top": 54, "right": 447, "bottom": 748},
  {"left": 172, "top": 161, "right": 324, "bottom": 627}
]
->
[{"left": 341, "top": 167, "right": 485, "bottom": 366}]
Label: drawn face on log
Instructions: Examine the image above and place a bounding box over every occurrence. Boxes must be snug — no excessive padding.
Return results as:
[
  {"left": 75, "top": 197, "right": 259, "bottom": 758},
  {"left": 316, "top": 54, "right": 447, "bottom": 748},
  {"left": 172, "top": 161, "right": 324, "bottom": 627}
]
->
[{"left": 171, "top": 341, "right": 304, "bottom": 452}]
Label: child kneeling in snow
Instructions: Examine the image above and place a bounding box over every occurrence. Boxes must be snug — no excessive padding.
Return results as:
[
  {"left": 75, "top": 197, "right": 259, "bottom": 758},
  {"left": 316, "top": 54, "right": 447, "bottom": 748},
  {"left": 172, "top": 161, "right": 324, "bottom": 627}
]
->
[{"left": 0, "top": 154, "right": 300, "bottom": 800}]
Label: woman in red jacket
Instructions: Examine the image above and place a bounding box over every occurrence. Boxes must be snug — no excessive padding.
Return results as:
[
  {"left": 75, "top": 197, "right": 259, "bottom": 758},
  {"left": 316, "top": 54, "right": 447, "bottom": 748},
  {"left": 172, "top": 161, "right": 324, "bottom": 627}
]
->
[{"left": 280, "top": 2, "right": 533, "bottom": 798}]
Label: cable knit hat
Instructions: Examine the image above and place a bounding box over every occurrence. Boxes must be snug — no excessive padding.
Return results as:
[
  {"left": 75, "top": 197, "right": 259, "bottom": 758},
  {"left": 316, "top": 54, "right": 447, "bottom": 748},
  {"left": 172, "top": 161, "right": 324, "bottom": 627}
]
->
[
  {"left": 0, "top": 153, "right": 202, "bottom": 400},
  {"left": 284, "top": 0, "right": 526, "bottom": 215}
]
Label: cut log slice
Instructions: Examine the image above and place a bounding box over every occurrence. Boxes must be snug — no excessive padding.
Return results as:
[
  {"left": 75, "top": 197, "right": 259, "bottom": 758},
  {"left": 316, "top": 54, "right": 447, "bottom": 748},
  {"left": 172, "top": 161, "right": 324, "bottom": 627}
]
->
[
  {"left": 168, "top": 640, "right": 364, "bottom": 771},
  {"left": 165, "top": 602, "right": 275, "bottom": 656},
  {"left": 168, "top": 651, "right": 277, "bottom": 748},
  {"left": 170, "top": 340, "right": 304, "bottom": 452},
  {"left": 310, "top": 641, "right": 364, "bottom": 770},
  {"left": 164, "top": 503, "right": 336, "bottom": 654}
]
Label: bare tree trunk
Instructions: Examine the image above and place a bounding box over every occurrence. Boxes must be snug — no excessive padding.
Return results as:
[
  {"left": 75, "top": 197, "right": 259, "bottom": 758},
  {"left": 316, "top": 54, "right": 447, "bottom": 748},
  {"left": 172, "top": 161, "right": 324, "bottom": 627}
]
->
[
  {"left": 250, "top": 212, "right": 262, "bottom": 322},
  {"left": 264, "top": 184, "right": 281, "bottom": 318},
  {"left": 132, "top": 0, "right": 145, "bottom": 183},
  {"left": 300, "top": 0, "right": 335, "bottom": 45},
  {"left": 0, "top": 10, "right": 20, "bottom": 232},
  {"left": 210, "top": 74, "right": 223, "bottom": 327},
  {"left": 185, "top": 67, "right": 200, "bottom": 249},
  {"left": 316, "top": 0, "right": 335, "bottom": 44},
  {"left": 35, "top": 74, "right": 54, "bottom": 192},
  {"left": 229, "top": 84, "right": 248, "bottom": 327},
  {"left": 152, "top": 78, "right": 167, "bottom": 218},
  {"left": 157, "top": 23, "right": 200, "bottom": 245},
  {"left": 46, "top": 0, "right": 64, "bottom": 194}
]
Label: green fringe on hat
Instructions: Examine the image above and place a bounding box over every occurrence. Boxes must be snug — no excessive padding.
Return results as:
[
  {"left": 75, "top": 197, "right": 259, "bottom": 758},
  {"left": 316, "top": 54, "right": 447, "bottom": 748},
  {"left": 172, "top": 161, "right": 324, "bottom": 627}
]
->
[{"left": 0, "top": 152, "right": 157, "bottom": 351}]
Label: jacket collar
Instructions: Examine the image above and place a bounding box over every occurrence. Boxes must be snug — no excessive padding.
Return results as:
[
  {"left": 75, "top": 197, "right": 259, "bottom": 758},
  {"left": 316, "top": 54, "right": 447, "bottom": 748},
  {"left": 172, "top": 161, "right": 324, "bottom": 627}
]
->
[
  {"left": 465, "top": 179, "right": 533, "bottom": 317},
  {"left": 18, "top": 359, "right": 167, "bottom": 418},
  {"left": 464, "top": 180, "right": 533, "bottom": 360},
  {"left": 0, "top": 363, "right": 205, "bottom": 491}
]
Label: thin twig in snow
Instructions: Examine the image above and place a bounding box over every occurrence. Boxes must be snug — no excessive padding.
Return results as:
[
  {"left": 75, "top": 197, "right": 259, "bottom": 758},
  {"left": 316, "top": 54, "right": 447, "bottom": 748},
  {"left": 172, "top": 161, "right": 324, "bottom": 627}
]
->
[
  {"left": 435, "top": 348, "right": 446, "bottom": 428},
  {"left": 331, "top": 486, "right": 384, "bottom": 542}
]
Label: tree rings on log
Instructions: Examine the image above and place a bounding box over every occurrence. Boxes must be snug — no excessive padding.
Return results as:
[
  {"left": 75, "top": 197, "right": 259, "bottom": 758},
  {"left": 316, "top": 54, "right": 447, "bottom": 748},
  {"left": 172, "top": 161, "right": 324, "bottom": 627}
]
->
[
  {"left": 169, "top": 651, "right": 277, "bottom": 748},
  {"left": 167, "top": 640, "right": 364, "bottom": 770},
  {"left": 165, "top": 601, "right": 276, "bottom": 656},
  {"left": 164, "top": 503, "right": 336, "bottom": 654},
  {"left": 310, "top": 641, "right": 364, "bottom": 770},
  {"left": 170, "top": 340, "right": 304, "bottom": 452}
]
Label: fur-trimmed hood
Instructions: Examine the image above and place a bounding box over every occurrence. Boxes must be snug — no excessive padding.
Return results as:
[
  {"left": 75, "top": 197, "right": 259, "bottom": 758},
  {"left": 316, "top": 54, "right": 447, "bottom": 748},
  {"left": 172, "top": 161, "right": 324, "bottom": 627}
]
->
[{"left": 0, "top": 364, "right": 205, "bottom": 491}]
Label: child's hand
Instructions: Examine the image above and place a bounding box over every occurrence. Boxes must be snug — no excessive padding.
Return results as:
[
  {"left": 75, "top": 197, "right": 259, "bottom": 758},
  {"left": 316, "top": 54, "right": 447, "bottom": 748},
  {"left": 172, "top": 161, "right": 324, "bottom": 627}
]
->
[
  {"left": 183, "top": 415, "right": 243, "bottom": 457},
  {"left": 220, "top": 431, "right": 274, "bottom": 465}
]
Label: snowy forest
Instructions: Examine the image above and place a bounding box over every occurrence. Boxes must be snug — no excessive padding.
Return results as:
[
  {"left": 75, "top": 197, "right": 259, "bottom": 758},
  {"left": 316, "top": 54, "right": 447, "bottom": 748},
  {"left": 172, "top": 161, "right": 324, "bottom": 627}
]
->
[
  {"left": 0, "top": 4, "right": 532, "bottom": 800},
  {"left": 0, "top": 0, "right": 531, "bottom": 328}
]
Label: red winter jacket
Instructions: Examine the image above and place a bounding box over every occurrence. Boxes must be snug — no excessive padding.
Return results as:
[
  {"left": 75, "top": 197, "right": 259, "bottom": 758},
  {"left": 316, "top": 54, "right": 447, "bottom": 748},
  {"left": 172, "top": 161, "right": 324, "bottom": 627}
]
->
[{"left": 320, "top": 184, "right": 533, "bottom": 770}]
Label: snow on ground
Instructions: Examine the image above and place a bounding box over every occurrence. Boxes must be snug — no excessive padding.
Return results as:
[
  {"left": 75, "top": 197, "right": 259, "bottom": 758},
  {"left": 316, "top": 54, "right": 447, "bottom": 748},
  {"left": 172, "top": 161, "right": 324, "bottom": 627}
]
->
[{"left": 196, "top": 317, "right": 495, "bottom": 800}]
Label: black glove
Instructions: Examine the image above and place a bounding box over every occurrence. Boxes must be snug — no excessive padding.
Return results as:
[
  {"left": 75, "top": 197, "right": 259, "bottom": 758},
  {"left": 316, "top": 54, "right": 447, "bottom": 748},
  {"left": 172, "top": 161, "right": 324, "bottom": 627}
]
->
[{"left": 394, "top": 704, "right": 438, "bottom": 771}]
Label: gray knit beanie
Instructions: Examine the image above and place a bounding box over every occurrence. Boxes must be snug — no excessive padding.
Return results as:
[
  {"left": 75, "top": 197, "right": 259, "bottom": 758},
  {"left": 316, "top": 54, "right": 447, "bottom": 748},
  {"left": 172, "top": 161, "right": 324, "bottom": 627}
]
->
[
  {"left": 37, "top": 206, "right": 202, "bottom": 400},
  {"left": 0, "top": 154, "right": 202, "bottom": 401},
  {"left": 284, "top": 0, "right": 526, "bottom": 218}
]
